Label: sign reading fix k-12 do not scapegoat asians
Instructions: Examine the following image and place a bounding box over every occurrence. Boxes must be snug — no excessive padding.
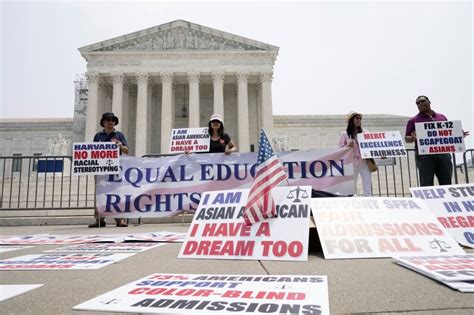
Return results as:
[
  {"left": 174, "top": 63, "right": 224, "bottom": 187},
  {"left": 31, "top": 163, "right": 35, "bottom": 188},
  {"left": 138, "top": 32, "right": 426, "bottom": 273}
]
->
[
  {"left": 415, "top": 120, "right": 465, "bottom": 155},
  {"left": 179, "top": 186, "right": 311, "bottom": 261},
  {"left": 169, "top": 128, "right": 210, "bottom": 153},
  {"left": 311, "top": 197, "right": 465, "bottom": 259},
  {"left": 72, "top": 142, "right": 120, "bottom": 175}
]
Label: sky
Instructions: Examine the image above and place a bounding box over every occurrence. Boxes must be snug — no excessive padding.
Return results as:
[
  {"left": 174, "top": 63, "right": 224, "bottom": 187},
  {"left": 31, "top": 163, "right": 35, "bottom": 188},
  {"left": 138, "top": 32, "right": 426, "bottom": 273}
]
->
[{"left": 1, "top": 0, "right": 473, "bottom": 146}]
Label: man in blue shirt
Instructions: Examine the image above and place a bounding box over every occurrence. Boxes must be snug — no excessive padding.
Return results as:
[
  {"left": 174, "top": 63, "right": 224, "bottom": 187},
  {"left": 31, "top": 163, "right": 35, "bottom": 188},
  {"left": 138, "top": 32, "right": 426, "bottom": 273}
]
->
[{"left": 89, "top": 112, "right": 129, "bottom": 227}]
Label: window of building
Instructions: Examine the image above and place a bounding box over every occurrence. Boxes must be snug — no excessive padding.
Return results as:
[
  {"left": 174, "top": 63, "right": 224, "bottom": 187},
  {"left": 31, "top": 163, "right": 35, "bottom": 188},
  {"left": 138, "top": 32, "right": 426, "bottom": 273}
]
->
[{"left": 12, "top": 154, "right": 22, "bottom": 172}]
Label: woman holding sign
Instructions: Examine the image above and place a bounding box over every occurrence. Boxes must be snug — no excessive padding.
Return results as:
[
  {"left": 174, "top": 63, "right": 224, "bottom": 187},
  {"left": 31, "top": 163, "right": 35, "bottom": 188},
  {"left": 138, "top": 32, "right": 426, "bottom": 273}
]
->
[
  {"left": 339, "top": 111, "right": 372, "bottom": 196},
  {"left": 208, "top": 114, "right": 237, "bottom": 154}
]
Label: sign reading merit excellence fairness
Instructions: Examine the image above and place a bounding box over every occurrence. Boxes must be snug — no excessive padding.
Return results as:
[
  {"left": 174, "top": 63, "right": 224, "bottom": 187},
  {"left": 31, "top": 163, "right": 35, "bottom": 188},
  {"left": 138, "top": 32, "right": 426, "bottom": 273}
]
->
[
  {"left": 73, "top": 142, "right": 120, "bottom": 175},
  {"left": 357, "top": 131, "right": 407, "bottom": 158},
  {"left": 410, "top": 184, "right": 474, "bottom": 248},
  {"left": 73, "top": 273, "right": 330, "bottom": 314},
  {"left": 415, "top": 120, "right": 465, "bottom": 155},
  {"left": 311, "top": 197, "right": 465, "bottom": 259},
  {"left": 169, "top": 128, "right": 210, "bottom": 153},
  {"left": 179, "top": 186, "right": 311, "bottom": 261}
]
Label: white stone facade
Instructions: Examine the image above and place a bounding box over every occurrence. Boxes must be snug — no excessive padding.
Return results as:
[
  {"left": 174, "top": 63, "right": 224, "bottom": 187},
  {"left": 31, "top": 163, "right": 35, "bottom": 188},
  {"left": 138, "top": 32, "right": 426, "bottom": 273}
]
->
[{"left": 79, "top": 20, "right": 279, "bottom": 156}]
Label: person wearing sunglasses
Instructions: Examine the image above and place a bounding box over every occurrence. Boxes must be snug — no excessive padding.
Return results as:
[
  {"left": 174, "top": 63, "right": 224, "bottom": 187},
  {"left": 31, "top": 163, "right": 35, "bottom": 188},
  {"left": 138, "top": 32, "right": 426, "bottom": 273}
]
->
[
  {"left": 404, "top": 95, "right": 465, "bottom": 186},
  {"left": 208, "top": 114, "right": 236, "bottom": 154},
  {"left": 339, "top": 111, "right": 372, "bottom": 196},
  {"left": 88, "top": 112, "right": 129, "bottom": 228}
]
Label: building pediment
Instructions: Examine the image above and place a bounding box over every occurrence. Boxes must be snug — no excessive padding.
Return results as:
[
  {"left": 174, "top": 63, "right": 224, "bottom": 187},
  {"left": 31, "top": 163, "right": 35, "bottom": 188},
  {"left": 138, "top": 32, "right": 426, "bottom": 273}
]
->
[{"left": 79, "top": 20, "right": 278, "bottom": 53}]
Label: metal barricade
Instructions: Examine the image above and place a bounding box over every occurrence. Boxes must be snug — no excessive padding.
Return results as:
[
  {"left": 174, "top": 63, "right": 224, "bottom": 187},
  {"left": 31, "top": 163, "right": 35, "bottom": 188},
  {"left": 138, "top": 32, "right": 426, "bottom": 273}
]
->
[{"left": 0, "top": 156, "right": 95, "bottom": 210}]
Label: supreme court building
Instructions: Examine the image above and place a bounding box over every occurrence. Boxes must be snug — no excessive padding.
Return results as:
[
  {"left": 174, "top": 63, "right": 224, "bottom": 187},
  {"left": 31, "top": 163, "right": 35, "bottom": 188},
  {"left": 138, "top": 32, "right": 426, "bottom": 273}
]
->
[{"left": 79, "top": 20, "right": 278, "bottom": 156}]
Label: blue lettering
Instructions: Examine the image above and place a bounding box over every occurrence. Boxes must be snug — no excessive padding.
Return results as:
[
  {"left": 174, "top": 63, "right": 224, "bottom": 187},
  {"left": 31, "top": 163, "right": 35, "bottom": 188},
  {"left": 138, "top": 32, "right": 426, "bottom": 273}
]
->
[{"left": 200, "top": 164, "right": 214, "bottom": 180}]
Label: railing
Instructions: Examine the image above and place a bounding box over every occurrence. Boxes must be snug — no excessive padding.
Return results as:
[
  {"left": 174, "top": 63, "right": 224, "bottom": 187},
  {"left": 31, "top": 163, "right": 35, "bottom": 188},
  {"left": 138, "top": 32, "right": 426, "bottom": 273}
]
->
[{"left": 0, "top": 150, "right": 472, "bottom": 210}]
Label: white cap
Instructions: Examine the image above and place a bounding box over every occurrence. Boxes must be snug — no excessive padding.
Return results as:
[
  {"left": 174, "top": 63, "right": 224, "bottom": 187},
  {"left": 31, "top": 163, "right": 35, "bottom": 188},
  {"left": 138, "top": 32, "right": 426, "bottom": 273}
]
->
[{"left": 210, "top": 114, "right": 223, "bottom": 123}]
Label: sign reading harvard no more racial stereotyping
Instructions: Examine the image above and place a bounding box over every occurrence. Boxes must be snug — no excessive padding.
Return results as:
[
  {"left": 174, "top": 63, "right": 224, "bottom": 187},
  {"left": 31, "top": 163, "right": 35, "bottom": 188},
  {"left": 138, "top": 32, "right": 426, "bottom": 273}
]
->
[
  {"left": 415, "top": 120, "right": 465, "bottom": 155},
  {"left": 410, "top": 184, "right": 474, "bottom": 248},
  {"left": 170, "top": 128, "right": 210, "bottom": 153},
  {"left": 73, "top": 142, "right": 120, "bottom": 175},
  {"left": 73, "top": 273, "right": 330, "bottom": 314},
  {"left": 357, "top": 131, "right": 407, "bottom": 158},
  {"left": 179, "top": 186, "right": 311, "bottom": 261},
  {"left": 311, "top": 197, "right": 465, "bottom": 259}
]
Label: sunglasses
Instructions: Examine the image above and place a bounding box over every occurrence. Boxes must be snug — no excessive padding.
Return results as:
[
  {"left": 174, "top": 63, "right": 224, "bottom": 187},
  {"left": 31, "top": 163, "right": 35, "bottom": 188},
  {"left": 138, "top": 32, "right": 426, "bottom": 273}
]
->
[
  {"left": 211, "top": 120, "right": 221, "bottom": 123},
  {"left": 416, "top": 99, "right": 427, "bottom": 105},
  {"left": 354, "top": 116, "right": 362, "bottom": 120},
  {"left": 104, "top": 118, "right": 115, "bottom": 122}
]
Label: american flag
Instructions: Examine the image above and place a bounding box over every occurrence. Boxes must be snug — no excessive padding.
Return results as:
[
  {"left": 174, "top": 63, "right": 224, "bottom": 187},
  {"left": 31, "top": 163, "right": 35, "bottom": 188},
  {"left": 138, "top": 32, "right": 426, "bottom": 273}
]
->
[{"left": 243, "top": 128, "right": 288, "bottom": 225}]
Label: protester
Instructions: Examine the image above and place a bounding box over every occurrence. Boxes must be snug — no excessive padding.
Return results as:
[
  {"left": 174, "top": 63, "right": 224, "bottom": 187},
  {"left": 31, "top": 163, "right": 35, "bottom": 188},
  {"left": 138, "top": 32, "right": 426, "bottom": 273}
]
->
[
  {"left": 88, "top": 112, "right": 129, "bottom": 228},
  {"left": 208, "top": 114, "right": 237, "bottom": 154},
  {"left": 339, "top": 111, "right": 372, "bottom": 196},
  {"left": 405, "top": 95, "right": 469, "bottom": 186}
]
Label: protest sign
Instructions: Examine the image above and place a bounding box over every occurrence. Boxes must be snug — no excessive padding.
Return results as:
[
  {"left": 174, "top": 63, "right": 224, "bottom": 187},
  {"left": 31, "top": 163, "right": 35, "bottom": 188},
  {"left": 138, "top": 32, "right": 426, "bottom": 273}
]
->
[
  {"left": 0, "top": 246, "right": 33, "bottom": 253},
  {"left": 415, "top": 120, "right": 465, "bottom": 155},
  {"left": 394, "top": 254, "right": 474, "bottom": 282},
  {"left": 312, "top": 197, "right": 465, "bottom": 259},
  {"left": 0, "top": 253, "right": 134, "bottom": 270},
  {"left": 179, "top": 186, "right": 311, "bottom": 261},
  {"left": 73, "top": 142, "right": 120, "bottom": 175},
  {"left": 74, "top": 273, "right": 330, "bottom": 314},
  {"left": 122, "top": 232, "right": 187, "bottom": 243},
  {"left": 44, "top": 243, "right": 165, "bottom": 253},
  {"left": 0, "top": 284, "right": 43, "bottom": 302},
  {"left": 357, "top": 131, "right": 407, "bottom": 158},
  {"left": 96, "top": 148, "right": 355, "bottom": 218},
  {"left": 443, "top": 280, "right": 474, "bottom": 293},
  {"left": 170, "top": 128, "right": 210, "bottom": 153},
  {"left": 410, "top": 184, "right": 474, "bottom": 248}
]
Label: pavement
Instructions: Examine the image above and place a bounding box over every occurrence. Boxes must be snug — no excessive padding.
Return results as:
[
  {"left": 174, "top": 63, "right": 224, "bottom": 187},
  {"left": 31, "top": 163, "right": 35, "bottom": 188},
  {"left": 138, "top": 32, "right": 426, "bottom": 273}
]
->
[{"left": 0, "top": 223, "right": 473, "bottom": 315}]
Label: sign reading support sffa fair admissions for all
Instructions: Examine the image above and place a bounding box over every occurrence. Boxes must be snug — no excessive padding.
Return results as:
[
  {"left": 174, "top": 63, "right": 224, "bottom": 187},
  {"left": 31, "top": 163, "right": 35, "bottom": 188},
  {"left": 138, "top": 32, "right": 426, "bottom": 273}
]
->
[
  {"left": 73, "top": 273, "right": 330, "bottom": 314},
  {"left": 169, "top": 128, "right": 210, "bottom": 153},
  {"left": 410, "top": 184, "right": 474, "bottom": 248},
  {"left": 73, "top": 142, "right": 120, "bottom": 175},
  {"left": 415, "top": 120, "right": 465, "bottom": 155},
  {"left": 179, "top": 186, "right": 311, "bottom": 261},
  {"left": 311, "top": 197, "right": 465, "bottom": 259},
  {"left": 357, "top": 131, "right": 407, "bottom": 158}
]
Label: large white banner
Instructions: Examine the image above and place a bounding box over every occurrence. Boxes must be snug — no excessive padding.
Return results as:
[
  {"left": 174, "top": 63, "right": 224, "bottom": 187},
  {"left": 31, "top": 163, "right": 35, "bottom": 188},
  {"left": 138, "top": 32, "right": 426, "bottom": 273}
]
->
[
  {"left": 97, "top": 148, "right": 355, "bottom": 218},
  {"left": 179, "top": 186, "right": 311, "bottom": 261},
  {"left": 73, "top": 142, "right": 120, "bottom": 175},
  {"left": 74, "top": 273, "right": 330, "bottom": 314},
  {"left": 0, "top": 284, "right": 43, "bottom": 302},
  {"left": 410, "top": 184, "right": 474, "bottom": 248},
  {"left": 415, "top": 120, "right": 465, "bottom": 155},
  {"left": 311, "top": 197, "right": 465, "bottom": 259},
  {"left": 0, "top": 253, "right": 134, "bottom": 270},
  {"left": 357, "top": 131, "right": 407, "bottom": 158},
  {"left": 170, "top": 127, "right": 210, "bottom": 153}
]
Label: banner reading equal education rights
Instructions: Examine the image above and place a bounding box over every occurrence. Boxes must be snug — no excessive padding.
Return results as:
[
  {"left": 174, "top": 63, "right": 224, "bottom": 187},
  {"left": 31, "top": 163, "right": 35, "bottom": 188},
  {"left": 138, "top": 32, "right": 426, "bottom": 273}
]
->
[{"left": 96, "top": 148, "right": 355, "bottom": 218}]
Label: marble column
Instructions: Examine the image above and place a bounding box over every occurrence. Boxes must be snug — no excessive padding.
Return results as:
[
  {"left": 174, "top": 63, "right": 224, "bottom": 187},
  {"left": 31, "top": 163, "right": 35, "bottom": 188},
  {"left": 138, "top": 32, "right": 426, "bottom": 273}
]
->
[
  {"left": 212, "top": 71, "right": 225, "bottom": 120},
  {"left": 135, "top": 72, "right": 149, "bottom": 157},
  {"left": 188, "top": 72, "right": 200, "bottom": 128},
  {"left": 121, "top": 84, "right": 130, "bottom": 138},
  {"left": 111, "top": 72, "right": 124, "bottom": 125},
  {"left": 236, "top": 72, "right": 250, "bottom": 152},
  {"left": 160, "top": 72, "right": 174, "bottom": 153},
  {"left": 260, "top": 72, "right": 274, "bottom": 141},
  {"left": 85, "top": 73, "right": 100, "bottom": 141}
]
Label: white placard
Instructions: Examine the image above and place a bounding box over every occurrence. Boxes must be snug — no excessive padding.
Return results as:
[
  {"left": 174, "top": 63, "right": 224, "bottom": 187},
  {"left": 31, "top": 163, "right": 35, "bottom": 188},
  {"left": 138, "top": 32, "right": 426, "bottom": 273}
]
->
[
  {"left": 0, "top": 284, "right": 43, "bottom": 302},
  {"left": 357, "top": 131, "right": 407, "bottom": 158},
  {"left": 74, "top": 273, "right": 330, "bottom": 314},
  {"left": 0, "top": 246, "right": 33, "bottom": 253},
  {"left": 415, "top": 120, "right": 465, "bottom": 155},
  {"left": 442, "top": 280, "right": 474, "bottom": 293},
  {"left": 394, "top": 254, "right": 474, "bottom": 282},
  {"left": 410, "top": 184, "right": 474, "bottom": 248},
  {"left": 179, "top": 186, "right": 311, "bottom": 261},
  {"left": 73, "top": 142, "right": 120, "bottom": 175},
  {"left": 312, "top": 197, "right": 465, "bottom": 259},
  {"left": 0, "top": 253, "right": 134, "bottom": 270},
  {"left": 169, "top": 128, "right": 210, "bottom": 153},
  {"left": 44, "top": 243, "right": 166, "bottom": 253}
]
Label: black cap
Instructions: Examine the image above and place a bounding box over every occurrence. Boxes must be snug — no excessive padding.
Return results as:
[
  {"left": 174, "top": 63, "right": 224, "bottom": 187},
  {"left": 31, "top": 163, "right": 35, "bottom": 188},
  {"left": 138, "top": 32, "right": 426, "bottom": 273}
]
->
[{"left": 100, "top": 112, "right": 119, "bottom": 127}]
